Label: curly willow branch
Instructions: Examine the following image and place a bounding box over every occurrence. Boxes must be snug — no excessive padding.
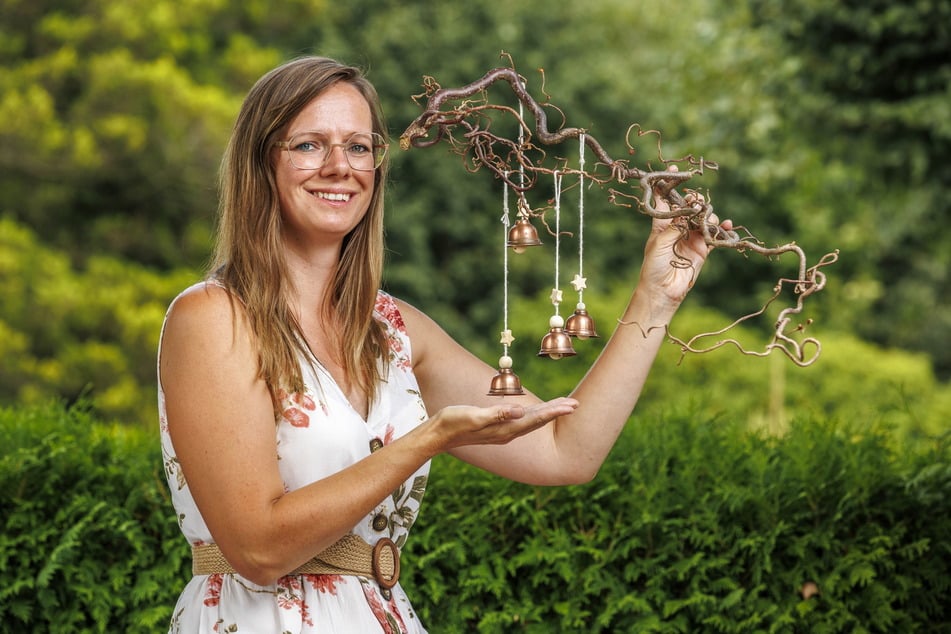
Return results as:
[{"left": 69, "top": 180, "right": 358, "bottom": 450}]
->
[{"left": 399, "top": 57, "right": 839, "bottom": 367}]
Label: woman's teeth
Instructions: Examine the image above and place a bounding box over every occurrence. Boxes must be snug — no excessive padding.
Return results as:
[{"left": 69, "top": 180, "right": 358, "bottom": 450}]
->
[{"left": 316, "top": 192, "right": 351, "bottom": 202}]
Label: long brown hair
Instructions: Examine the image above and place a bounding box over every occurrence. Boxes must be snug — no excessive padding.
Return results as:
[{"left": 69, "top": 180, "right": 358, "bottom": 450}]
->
[{"left": 211, "top": 56, "right": 389, "bottom": 403}]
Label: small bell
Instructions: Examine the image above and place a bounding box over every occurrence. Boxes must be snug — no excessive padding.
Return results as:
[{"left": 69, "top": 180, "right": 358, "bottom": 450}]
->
[
  {"left": 538, "top": 315, "right": 576, "bottom": 360},
  {"left": 565, "top": 303, "right": 599, "bottom": 339},
  {"left": 507, "top": 218, "right": 543, "bottom": 253},
  {"left": 487, "top": 355, "right": 525, "bottom": 396}
]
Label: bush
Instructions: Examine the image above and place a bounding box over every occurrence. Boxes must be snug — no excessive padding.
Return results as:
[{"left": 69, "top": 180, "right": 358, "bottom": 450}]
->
[
  {"left": 2, "top": 401, "right": 948, "bottom": 632},
  {"left": 401, "top": 412, "right": 950, "bottom": 632},
  {"left": 0, "top": 401, "right": 188, "bottom": 633}
]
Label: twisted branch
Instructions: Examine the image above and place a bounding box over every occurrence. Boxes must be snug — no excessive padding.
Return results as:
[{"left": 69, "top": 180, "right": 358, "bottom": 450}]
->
[{"left": 399, "top": 56, "right": 838, "bottom": 366}]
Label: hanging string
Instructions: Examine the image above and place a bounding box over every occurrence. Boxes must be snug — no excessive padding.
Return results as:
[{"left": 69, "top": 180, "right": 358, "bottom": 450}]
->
[
  {"left": 501, "top": 173, "right": 512, "bottom": 357},
  {"left": 577, "top": 133, "right": 586, "bottom": 304},
  {"left": 553, "top": 170, "right": 563, "bottom": 317},
  {"left": 517, "top": 95, "right": 526, "bottom": 192}
]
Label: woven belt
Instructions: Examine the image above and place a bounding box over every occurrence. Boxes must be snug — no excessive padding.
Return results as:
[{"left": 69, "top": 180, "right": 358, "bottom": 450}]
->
[{"left": 191, "top": 534, "right": 400, "bottom": 589}]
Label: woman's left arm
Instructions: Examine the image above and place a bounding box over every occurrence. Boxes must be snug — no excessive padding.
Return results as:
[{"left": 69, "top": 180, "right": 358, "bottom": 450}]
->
[{"left": 402, "top": 209, "right": 730, "bottom": 486}]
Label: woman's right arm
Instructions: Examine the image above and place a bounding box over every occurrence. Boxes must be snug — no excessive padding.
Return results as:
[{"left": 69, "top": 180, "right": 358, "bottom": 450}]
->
[{"left": 159, "top": 284, "right": 574, "bottom": 585}]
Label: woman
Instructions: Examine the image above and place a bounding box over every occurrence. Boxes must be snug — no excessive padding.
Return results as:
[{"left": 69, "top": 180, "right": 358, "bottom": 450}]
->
[{"left": 158, "top": 56, "right": 728, "bottom": 633}]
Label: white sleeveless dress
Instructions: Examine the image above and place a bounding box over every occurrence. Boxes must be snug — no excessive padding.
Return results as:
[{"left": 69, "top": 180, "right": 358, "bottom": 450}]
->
[{"left": 158, "top": 282, "right": 431, "bottom": 633}]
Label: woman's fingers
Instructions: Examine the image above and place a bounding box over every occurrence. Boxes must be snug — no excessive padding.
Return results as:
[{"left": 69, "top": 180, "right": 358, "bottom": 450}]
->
[
  {"left": 437, "top": 398, "right": 578, "bottom": 449},
  {"left": 495, "top": 397, "right": 577, "bottom": 424},
  {"left": 488, "top": 398, "right": 578, "bottom": 443}
]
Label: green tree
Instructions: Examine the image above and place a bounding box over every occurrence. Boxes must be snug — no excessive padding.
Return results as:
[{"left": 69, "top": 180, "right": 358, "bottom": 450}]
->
[
  {"left": 0, "top": 0, "right": 295, "bottom": 267},
  {"left": 2, "top": 0, "right": 947, "bottom": 416},
  {"left": 743, "top": 0, "right": 951, "bottom": 375},
  {"left": 0, "top": 217, "right": 195, "bottom": 423},
  {"left": 308, "top": 0, "right": 819, "bottom": 346}
]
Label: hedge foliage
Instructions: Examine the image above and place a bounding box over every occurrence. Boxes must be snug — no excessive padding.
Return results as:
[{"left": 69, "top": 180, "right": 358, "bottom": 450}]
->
[
  {"left": 0, "top": 402, "right": 188, "bottom": 633},
  {"left": 404, "top": 414, "right": 950, "bottom": 632},
  {"left": 2, "top": 400, "right": 948, "bottom": 632}
]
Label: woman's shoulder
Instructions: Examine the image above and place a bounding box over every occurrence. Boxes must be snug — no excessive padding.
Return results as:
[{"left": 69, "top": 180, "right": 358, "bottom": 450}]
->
[
  {"left": 374, "top": 292, "right": 440, "bottom": 336},
  {"left": 163, "top": 280, "right": 247, "bottom": 341},
  {"left": 168, "top": 279, "right": 233, "bottom": 313}
]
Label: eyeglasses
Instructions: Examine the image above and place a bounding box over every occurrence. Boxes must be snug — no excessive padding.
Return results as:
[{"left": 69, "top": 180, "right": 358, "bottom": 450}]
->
[{"left": 275, "top": 131, "right": 388, "bottom": 171}]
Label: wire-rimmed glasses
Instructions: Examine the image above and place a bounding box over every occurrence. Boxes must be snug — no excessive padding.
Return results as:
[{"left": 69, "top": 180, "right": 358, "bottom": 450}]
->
[{"left": 275, "top": 131, "right": 388, "bottom": 171}]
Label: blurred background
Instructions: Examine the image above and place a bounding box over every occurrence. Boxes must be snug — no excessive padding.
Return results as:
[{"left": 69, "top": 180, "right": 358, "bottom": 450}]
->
[{"left": 1, "top": 0, "right": 948, "bottom": 435}]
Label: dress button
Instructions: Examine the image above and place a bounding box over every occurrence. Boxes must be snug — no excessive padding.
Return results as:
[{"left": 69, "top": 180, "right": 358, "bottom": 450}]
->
[
  {"left": 369, "top": 438, "right": 384, "bottom": 453},
  {"left": 372, "top": 513, "right": 388, "bottom": 531},
  {"left": 380, "top": 588, "right": 392, "bottom": 601}
]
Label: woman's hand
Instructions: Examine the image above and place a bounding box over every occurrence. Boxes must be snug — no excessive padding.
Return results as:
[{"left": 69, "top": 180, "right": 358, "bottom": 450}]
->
[
  {"left": 422, "top": 397, "right": 579, "bottom": 454},
  {"left": 638, "top": 191, "right": 732, "bottom": 314}
]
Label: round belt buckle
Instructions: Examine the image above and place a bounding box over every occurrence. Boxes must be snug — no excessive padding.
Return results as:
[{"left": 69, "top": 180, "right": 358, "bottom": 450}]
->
[{"left": 372, "top": 538, "right": 400, "bottom": 589}]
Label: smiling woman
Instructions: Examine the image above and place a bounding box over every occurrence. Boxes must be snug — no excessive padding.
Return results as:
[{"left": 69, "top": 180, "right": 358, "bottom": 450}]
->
[{"left": 156, "top": 54, "right": 727, "bottom": 633}]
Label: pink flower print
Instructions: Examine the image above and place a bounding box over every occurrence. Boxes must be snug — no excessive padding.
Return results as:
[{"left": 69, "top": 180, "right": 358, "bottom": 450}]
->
[
  {"left": 383, "top": 424, "right": 396, "bottom": 445},
  {"left": 203, "top": 574, "right": 223, "bottom": 607},
  {"left": 277, "top": 589, "right": 299, "bottom": 611},
  {"left": 282, "top": 407, "right": 309, "bottom": 428},
  {"left": 388, "top": 333, "right": 404, "bottom": 355},
  {"left": 292, "top": 392, "right": 317, "bottom": 411},
  {"left": 300, "top": 597, "right": 313, "bottom": 627},
  {"left": 375, "top": 294, "right": 406, "bottom": 333},
  {"left": 277, "top": 576, "right": 314, "bottom": 627},
  {"left": 385, "top": 334, "right": 412, "bottom": 371},
  {"left": 361, "top": 581, "right": 404, "bottom": 634},
  {"left": 304, "top": 573, "right": 344, "bottom": 595},
  {"left": 387, "top": 598, "right": 409, "bottom": 633}
]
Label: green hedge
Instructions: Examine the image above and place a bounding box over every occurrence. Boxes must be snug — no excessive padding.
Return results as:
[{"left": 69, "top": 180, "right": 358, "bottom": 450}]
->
[
  {"left": 0, "top": 403, "right": 188, "bottom": 633},
  {"left": 404, "top": 414, "right": 950, "bottom": 632},
  {"left": 1, "top": 402, "right": 948, "bottom": 632}
]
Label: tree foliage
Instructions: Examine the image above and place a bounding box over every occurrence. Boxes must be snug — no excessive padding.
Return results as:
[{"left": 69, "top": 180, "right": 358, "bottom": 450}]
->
[
  {"left": 0, "top": 217, "right": 194, "bottom": 424},
  {"left": 743, "top": 0, "right": 951, "bottom": 374},
  {"left": 4, "top": 212, "right": 949, "bottom": 434},
  {"left": 0, "top": 0, "right": 294, "bottom": 266},
  {"left": 1, "top": 0, "right": 948, "bottom": 411}
]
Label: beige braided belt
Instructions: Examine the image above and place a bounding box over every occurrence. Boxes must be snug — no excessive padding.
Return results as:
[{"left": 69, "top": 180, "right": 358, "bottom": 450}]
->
[{"left": 191, "top": 533, "right": 400, "bottom": 589}]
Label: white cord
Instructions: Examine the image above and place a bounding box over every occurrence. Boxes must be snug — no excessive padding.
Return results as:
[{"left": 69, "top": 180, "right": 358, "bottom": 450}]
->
[
  {"left": 578, "top": 133, "right": 586, "bottom": 304},
  {"left": 502, "top": 176, "right": 511, "bottom": 356},
  {"left": 553, "top": 170, "right": 562, "bottom": 316}
]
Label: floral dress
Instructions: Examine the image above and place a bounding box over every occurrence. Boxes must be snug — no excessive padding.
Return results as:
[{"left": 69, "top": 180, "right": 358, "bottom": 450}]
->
[{"left": 158, "top": 282, "right": 431, "bottom": 633}]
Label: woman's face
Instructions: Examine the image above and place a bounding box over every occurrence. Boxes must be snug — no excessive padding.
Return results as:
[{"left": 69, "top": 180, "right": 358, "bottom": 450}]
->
[{"left": 273, "top": 82, "right": 377, "bottom": 251}]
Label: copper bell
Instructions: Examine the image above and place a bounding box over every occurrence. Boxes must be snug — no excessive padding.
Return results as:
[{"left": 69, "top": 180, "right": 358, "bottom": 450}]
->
[
  {"left": 487, "top": 369, "right": 525, "bottom": 396},
  {"left": 538, "top": 315, "right": 576, "bottom": 360},
  {"left": 565, "top": 304, "right": 599, "bottom": 339},
  {"left": 487, "top": 356, "right": 525, "bottom": 396},
  {"left": 507, "top": 218, "right": 543, "bottom": 253}
]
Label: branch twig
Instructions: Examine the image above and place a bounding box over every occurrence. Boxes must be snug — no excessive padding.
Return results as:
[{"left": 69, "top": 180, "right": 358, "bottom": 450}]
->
[{"left": 400, "top": 56, "right": 838, "bottom": 366}]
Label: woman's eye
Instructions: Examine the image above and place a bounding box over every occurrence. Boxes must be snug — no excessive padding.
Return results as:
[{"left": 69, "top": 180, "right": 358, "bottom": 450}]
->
[
  {"left": 348, "top": 142, "right": 371, "bottom": 155},
  {"left": 295, "top": 140, "right": 322, "bottom": 153}
]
